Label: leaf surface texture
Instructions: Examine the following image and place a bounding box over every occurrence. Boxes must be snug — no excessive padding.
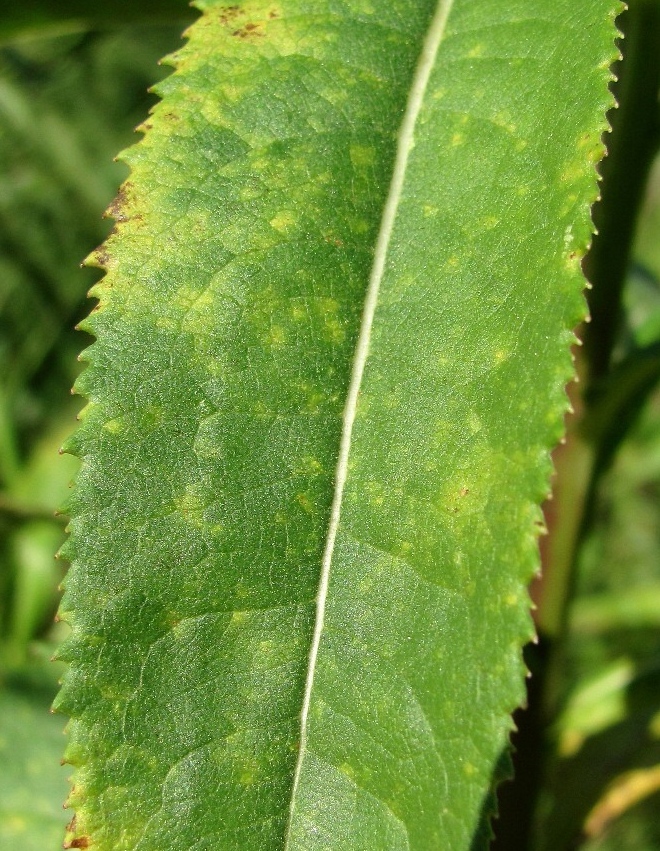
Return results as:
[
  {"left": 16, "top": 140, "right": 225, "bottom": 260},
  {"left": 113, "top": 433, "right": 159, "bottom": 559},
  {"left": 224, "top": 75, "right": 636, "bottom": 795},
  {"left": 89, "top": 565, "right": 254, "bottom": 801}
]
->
[{"left": 57, "top": 1, "right": 619, "bottom": 848}]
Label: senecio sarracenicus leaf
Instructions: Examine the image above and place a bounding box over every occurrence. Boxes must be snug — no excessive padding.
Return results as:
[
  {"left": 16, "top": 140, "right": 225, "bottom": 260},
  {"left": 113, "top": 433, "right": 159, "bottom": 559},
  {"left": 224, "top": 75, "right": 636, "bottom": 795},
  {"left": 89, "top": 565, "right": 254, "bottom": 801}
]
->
[{"left": 56, "top": 2, "right": 620, "bottom": 849}]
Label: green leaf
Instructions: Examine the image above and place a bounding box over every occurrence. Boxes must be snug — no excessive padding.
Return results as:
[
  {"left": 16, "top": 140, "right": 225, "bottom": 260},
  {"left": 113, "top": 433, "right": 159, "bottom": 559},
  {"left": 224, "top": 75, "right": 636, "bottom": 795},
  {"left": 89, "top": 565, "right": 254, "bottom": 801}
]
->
[{"left": 56, "top": 2, "right": 619, "bottom": 848}]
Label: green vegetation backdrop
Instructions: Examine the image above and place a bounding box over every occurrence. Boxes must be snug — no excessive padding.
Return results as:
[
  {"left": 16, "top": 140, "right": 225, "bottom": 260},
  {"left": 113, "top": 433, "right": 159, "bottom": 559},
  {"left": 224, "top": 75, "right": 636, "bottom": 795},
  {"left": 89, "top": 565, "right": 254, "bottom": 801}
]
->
[{"left": 0, "top": 2, "right": 659, "bottom": 849}]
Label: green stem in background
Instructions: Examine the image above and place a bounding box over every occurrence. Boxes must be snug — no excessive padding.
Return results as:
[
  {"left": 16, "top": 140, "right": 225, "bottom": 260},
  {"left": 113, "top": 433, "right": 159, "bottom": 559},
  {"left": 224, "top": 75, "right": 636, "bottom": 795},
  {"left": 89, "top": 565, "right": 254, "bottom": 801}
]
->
[
  {"left": 0, "top": 0, "right": 196, "bottom": 45},
  {"left": 0, "top": 77, "right": 120, "bottom": 217},
  {"left": 542, "top": 0, "right": 660, "bottom": 711},
  {"left": 583, "top": 341, "right": 660, "bottom": 472},
  {"left": 540, "top": 0, "right": 660, "bottom": 712},
  {"left": 535, "top": 395, "right": 594, "bottom": 643},
  {"left": 534, "top": 342, "right": 660, "bottom": 646},
  {"left": 582, "top": 0, "right": 660, "bottom": 382},
  {"left": 2, "top": 519, "right": 66, "bottom": 671},
  {"left": 531, "top": 346, "right": 660, "bottom": 730},
  {"left": 496, "top": 2, "right": 660, "bottom": 846},
  {"left": 0, "top": 384, "right": 20, "bottom": 489}
]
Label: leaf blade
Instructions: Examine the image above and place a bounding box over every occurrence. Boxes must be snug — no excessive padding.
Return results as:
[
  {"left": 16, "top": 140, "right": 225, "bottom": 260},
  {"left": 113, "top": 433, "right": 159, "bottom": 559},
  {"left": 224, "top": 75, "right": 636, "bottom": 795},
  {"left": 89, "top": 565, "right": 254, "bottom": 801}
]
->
[
  {"left": 285, "top": 1, "right": 457, "bottom": 836},
  {"left": 285, "top": 3, "right": 620, "bottom": 846},
  {"left": 59, "top": 3, "right": 439, "bottom": 848},
  {"left": 57, "top": 2, "right": 620, "bottom": 849}
]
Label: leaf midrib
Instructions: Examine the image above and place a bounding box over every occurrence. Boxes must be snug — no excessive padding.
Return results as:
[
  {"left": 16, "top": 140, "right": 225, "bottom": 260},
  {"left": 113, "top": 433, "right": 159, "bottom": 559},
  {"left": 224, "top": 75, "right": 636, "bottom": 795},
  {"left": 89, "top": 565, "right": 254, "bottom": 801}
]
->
[{"left": 284, "top": 0, "right": 456, "bottom": 841}]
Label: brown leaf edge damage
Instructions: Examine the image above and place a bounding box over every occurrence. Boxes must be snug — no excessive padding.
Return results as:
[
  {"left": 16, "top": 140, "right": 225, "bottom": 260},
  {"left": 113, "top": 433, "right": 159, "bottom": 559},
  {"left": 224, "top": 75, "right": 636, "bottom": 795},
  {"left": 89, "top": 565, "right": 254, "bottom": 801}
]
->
[{"left": 52, "top": 7, "right": 204, "bottom": 848}]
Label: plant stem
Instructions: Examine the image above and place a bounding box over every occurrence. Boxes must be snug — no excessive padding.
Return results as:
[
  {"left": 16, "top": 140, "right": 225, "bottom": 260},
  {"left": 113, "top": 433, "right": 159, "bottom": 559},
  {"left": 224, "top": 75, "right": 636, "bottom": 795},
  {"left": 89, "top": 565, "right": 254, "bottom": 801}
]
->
[
  {"left": 582, "top": 0, "right": 660, "bottom": 382},
  {"left": 495, "top": 2, "right": 660, "bottom": 846},
  {"left": 543, "top": 0, "right": 660, "bottom": 714},
  {"left": 0, "top": 384, "right": 20, "bottom": 489}
]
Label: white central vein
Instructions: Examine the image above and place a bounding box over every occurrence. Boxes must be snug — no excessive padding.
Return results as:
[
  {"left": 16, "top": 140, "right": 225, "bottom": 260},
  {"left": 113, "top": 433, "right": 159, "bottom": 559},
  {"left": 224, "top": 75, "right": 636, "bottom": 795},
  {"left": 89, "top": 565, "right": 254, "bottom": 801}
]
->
[{"left": 285, "top": 0, "right": 454, "bottom": 839}]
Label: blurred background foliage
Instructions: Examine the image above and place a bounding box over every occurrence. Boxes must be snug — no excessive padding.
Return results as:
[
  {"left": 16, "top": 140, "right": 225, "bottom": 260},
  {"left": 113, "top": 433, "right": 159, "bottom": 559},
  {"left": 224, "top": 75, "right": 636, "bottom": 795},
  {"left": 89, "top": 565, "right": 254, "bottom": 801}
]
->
[
  {"left": 0, "top": 16, "right": 191, "bottom": 849},
  {"left": 0, "top": 4, "right": 658, "bottom": 851}
]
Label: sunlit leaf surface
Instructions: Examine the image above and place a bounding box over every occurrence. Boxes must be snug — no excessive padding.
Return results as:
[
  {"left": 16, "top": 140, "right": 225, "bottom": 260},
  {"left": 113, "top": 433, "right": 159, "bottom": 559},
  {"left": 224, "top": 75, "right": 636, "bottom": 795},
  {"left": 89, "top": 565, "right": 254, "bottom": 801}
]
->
[{"left": 57, "top": 2, "right": 618, "bottom": 848}]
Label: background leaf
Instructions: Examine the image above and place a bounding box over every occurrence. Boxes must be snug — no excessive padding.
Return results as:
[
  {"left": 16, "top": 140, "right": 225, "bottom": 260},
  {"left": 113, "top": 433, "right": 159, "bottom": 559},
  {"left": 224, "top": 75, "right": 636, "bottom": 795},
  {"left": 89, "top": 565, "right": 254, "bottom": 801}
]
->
[
  {"left": 0, "top": 1, "right": 194, "bottom": 44},
  {"left": 0, "top": 670, "right": 70, "bottom": 851}
]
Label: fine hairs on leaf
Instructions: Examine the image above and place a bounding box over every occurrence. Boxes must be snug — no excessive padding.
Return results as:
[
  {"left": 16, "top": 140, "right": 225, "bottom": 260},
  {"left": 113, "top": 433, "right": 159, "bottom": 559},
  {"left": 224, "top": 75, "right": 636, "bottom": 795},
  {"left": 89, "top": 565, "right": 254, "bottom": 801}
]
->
[{"left": 55, "top": 2, "right": 621, "bottom": 849}]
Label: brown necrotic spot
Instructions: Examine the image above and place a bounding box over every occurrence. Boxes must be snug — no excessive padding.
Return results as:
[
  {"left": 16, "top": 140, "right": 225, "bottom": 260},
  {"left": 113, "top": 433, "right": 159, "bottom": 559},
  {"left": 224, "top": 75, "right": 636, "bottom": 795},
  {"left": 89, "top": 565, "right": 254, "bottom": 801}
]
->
[
  {"left": 90, "top": 246, "right": 109, "bottom": 268},
  {"left": 64, "top": 837, "right": 90, "bottom": 849},
  {"left": 106, "top": 184, "right": 132, "bottom": 222},
  {"left": 219, "top": 5, "right": 242, "bottom": 24},
  {"left": 232, "top": 22, "right": 264, "bottom": 37}
]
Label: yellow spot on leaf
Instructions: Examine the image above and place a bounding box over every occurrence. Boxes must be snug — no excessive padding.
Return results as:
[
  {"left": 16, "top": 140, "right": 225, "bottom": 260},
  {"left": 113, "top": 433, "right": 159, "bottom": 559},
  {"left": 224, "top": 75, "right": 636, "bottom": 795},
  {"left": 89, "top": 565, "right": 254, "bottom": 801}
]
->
[
  {"left": 174, "top": 489, "right": 205, "bottom": 527},
  {"left": 350, "top": 144, "right": 376, "bottom": 168},
  {"left": 340, "top": 762, "right": 356, "bottom": 780},
  {"left": 269, "top": 210, "right": 297, "bottom": 233},
  {"left": 175, "top": 286, "right": 201, "bottom": 311},
  {"left": 468, "top": 413, "right": 482, "bottom": 434},
  {"left": 221, "top": 82, "right": 248, "bottom": 103},
  {"left": 295, "top": 456, "right": 323, "bottom": 476},
  {"left": 560, "top": 160, "right": 586, "bottom": 185},
  {"left": 267, "top": 325, "right": 286, "bottom": 347},
  {"left": 350, "top": 218, "right": 371, "bottom": 234},
  {"left": 296, "top": 492, "right": 314, "bottom": 513}
]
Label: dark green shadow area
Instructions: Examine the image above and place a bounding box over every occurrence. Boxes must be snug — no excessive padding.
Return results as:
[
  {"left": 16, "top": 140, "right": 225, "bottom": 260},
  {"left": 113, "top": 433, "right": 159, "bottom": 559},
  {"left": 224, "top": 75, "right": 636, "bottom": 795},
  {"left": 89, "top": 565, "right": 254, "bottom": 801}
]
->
[{"left": 1, "top": 0, "right": 196, "bottom": 45}]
